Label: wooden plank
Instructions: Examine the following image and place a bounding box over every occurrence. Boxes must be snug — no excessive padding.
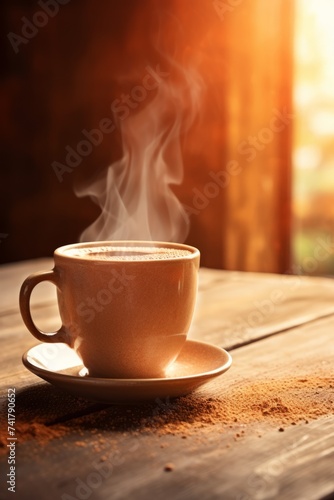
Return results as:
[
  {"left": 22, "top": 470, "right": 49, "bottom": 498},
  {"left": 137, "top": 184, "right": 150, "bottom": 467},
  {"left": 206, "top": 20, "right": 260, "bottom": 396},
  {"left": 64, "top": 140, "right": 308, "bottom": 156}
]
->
[
  {"left": 191, "top": 269, "right": 334, "bottom": 349},
  {"left": 0, "top": 315, "right": 333, "bottom": 500},
  {"left": 101, "top": 417, "right": 333, "bottom": 500},
  {"left": 2, "top": 416, "right": 333, "bottom": 500},
  {"left": 0, "top": 259, "right": 55, "bottom": 313},
  {"left": 1, "top": 261, "right": 333, "bottom": 499}
]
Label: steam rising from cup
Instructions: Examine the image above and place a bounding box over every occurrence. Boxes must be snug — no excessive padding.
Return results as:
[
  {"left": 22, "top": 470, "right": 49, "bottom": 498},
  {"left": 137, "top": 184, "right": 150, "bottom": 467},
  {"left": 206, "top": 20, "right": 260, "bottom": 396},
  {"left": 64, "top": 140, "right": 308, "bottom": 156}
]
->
[{"left": 75, "top": 62, "right": 203, "bottom": 243}]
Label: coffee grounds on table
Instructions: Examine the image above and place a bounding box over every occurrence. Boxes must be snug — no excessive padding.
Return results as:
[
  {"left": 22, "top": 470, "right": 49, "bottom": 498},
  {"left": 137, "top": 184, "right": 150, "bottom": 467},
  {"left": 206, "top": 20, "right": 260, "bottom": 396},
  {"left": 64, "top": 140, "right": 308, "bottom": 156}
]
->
[{"left": 0, "top": 375, "right": 332, "bottom": 453}]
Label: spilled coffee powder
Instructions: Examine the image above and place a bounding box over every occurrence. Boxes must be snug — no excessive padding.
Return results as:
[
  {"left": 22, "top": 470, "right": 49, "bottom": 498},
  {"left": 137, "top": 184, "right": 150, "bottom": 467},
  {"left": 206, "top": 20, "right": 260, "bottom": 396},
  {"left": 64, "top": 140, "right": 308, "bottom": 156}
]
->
[
  {"left": 110, "top": 374, "right": 333, "bottom": 436},
  {"left": 0, "top": 374, "right": 333, "bottom": 453}
]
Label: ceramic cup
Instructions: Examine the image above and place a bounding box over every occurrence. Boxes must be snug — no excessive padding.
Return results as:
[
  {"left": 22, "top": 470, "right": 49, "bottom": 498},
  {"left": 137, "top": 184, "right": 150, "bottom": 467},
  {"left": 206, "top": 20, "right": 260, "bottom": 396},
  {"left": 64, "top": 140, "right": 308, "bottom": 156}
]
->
[{"left": 19, "top": 241, "right": 200, "bottom": 378}]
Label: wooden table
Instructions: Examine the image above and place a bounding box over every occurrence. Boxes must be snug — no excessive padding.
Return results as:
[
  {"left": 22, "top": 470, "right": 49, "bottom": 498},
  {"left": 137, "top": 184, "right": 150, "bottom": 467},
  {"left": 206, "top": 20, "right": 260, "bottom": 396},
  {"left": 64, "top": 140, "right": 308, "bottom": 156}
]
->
[{"left": 1, "top": 259, "right": 333, "bottom": 500}]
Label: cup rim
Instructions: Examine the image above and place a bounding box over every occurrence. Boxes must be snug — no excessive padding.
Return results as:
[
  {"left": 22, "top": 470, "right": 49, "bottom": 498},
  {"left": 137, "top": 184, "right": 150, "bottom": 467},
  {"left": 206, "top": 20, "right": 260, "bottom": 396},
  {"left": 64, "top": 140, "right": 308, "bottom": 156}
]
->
[{"left": 54, "top": 240, "right": 200, "bottom": 262}]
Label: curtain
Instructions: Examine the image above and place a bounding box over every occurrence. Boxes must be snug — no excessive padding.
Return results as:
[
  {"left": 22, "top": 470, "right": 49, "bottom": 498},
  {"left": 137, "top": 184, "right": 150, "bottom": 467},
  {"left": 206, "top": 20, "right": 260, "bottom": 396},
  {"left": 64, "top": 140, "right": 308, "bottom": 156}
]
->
[
  {"left": 180, "top": 0, "right": 295, "bottom": 273},
  {"left": 222, "top": 0, "right": 294, "bottom": 273}
]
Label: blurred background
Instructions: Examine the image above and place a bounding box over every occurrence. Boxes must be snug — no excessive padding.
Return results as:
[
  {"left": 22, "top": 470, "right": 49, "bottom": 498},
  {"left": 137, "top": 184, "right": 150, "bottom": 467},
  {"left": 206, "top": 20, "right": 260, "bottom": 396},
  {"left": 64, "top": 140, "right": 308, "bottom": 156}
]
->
[{"left": 0, "top": 0, "right": 333, "bottom": 275}]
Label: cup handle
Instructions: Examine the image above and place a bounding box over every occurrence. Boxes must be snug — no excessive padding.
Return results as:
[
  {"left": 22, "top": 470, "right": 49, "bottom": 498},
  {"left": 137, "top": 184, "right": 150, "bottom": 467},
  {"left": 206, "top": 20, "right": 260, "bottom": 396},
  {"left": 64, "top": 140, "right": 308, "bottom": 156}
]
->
[{"left": 19, "top": 270, "right": 71, "bottom": 345}]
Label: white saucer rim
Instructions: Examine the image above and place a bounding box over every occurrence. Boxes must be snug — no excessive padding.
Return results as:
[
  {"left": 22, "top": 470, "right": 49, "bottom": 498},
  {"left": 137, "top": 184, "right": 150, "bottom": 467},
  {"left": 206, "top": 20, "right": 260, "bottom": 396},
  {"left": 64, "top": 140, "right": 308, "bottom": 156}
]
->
[{"left": 22, "top": 340, "right": 232, "bottom": 385}]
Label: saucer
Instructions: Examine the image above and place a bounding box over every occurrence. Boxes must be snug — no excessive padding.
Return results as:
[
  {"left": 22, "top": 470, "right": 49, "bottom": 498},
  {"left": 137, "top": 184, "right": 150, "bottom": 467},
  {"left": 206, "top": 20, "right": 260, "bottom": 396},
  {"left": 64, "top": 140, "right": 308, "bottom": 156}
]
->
[{"left": 22, "top": 340, "right": 232, "bottom": 404}]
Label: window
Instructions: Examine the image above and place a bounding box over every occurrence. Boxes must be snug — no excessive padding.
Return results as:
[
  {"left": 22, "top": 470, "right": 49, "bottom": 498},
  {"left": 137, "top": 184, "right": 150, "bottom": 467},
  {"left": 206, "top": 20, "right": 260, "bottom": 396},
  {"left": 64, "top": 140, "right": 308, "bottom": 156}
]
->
[{"left": 293, "top": 0, "right": 334, "bottom": 275}]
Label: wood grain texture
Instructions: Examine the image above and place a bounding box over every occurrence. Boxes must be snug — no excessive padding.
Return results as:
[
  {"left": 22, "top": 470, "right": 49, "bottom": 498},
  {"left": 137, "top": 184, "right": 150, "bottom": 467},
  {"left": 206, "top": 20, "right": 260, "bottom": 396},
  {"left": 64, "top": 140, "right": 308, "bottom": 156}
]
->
[
  {"left": 0, "top": 317, "right": 333, "bottom": 500},
  {"left": 0, "top": 260, "right": 333, "bottom": 500}
]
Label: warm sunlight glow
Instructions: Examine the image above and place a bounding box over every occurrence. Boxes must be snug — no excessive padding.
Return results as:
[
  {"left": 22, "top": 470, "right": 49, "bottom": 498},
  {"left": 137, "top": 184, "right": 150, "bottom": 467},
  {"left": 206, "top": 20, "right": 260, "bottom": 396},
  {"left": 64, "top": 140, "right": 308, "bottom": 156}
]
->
[{"left": 293, "top": 0, "right": 334, "bottom": 275}]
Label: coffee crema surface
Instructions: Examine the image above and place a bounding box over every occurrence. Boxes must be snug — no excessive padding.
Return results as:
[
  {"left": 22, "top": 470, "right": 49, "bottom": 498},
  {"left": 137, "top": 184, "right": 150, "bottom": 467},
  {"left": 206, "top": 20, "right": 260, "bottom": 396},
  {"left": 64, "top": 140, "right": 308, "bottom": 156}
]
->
[{"left": 65, "top": 246, "right": 193, "bottom": 261}]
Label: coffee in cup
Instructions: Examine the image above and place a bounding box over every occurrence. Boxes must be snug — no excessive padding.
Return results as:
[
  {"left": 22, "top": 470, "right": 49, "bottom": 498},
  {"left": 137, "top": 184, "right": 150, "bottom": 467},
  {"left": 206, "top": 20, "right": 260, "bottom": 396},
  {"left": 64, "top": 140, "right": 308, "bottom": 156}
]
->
[{"left": 19, "top": 241, "right": 200, "bottom": 378}]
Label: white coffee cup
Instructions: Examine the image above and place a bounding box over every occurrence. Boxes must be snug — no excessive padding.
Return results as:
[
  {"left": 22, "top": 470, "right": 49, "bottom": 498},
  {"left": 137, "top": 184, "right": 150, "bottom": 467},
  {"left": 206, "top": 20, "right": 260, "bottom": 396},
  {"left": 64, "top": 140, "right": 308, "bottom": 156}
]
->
[{"left": 19, "top": 241, "right": 200, "bottom": 378}]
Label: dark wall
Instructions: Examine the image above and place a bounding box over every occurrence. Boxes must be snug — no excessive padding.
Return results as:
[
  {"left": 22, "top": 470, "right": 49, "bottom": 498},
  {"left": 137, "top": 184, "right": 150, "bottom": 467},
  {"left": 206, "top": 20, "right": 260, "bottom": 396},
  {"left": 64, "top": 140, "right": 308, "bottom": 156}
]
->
[
  {"left": 1, "top": 0, "right": 292, "bottom": 271},
  {"left": 0, "top": 0, "right": 227, "bottom": 266}
]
